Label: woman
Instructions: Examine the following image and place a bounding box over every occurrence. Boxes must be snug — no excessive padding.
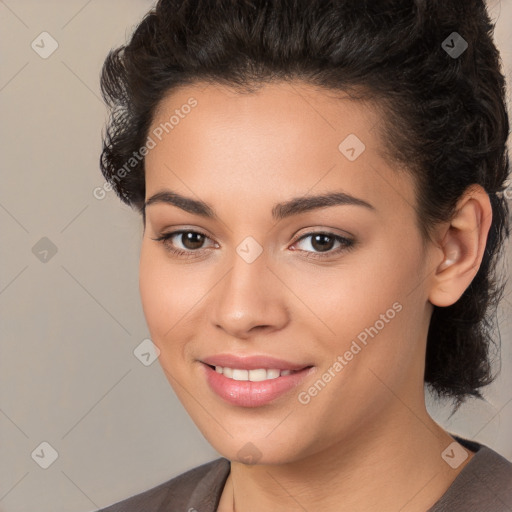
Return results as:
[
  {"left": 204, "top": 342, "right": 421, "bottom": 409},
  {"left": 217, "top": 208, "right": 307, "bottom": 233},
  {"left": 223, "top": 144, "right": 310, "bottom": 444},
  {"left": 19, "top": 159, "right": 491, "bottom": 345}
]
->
[{"left": 97, "top": 0, "right": 512, "bottom": 510}]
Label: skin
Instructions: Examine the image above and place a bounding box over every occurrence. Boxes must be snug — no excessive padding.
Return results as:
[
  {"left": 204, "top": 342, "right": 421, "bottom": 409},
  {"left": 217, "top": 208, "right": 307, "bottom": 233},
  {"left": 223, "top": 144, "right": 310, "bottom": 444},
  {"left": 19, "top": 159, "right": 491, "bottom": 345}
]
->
[{"left": 139, "top": 81, "right": 491, "bottom": 512}]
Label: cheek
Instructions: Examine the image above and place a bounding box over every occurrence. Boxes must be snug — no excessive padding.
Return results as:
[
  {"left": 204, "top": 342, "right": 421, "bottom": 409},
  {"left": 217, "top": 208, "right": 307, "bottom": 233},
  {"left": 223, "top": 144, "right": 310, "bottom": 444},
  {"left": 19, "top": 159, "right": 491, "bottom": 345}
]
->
[
  {"left": 313, "top": 239, "right": 424, "bottom": 366},
  {"left": 139, "top": 243, "right": 190, "bottom": 349},
  {"left": 139, "top": 241, "right": 219, "bottom": 369},
  {"left": 308, "top": 255, "right": 403, "bottom": 336}
]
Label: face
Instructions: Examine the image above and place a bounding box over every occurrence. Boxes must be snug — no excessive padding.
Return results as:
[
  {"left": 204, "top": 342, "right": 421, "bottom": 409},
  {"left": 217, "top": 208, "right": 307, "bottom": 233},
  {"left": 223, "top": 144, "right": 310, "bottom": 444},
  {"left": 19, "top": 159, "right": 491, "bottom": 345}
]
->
[{"left": 139, "top": 81, "right": 437, "bottom": 465}]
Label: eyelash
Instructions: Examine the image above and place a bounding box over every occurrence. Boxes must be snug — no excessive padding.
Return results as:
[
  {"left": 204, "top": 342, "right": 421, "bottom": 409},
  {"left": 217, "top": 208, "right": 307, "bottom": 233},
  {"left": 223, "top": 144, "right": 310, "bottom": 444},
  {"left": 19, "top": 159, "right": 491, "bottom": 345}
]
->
[{"left": 151, "top": 229, "right": 355, "bottom": 260}]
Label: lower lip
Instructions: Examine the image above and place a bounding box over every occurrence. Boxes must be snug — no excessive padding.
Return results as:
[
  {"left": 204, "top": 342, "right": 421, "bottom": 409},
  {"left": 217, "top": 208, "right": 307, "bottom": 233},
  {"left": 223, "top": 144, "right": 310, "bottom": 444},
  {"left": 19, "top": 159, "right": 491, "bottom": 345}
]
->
[{"left": 201, "top": 363, "right": 315, "bottom": 407}]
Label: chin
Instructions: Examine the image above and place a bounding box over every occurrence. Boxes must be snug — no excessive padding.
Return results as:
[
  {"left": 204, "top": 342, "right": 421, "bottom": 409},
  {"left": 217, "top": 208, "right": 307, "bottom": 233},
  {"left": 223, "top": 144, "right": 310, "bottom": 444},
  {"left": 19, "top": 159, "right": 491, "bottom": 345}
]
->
[{"left": 199, "top": 428, "right": 313, "bottom": 466}]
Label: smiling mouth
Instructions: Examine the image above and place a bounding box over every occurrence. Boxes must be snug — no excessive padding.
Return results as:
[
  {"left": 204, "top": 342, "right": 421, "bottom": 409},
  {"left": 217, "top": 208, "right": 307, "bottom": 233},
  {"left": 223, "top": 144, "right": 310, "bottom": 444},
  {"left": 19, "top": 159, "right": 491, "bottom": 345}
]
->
[
  {"left": 204, "top": 363, "right": 312, "bottom": 382},
  {"left": 201, "top": 362, "right": 316, "bottom": 407}
]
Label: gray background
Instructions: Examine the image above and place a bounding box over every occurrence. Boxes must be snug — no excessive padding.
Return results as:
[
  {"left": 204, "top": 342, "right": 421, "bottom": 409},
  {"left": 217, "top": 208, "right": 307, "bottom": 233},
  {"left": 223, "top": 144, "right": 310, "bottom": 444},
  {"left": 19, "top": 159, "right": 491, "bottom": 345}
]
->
[{"left": 0, "top": 1, "right": 511, "bottom": 511}]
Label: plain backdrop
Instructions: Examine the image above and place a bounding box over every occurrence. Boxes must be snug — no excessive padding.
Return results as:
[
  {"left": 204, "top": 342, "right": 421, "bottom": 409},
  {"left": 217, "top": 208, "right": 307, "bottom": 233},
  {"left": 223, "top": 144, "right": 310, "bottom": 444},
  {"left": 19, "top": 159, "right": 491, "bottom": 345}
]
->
[{"left": 0, "top": 1, "right": 511, "bottom": 511}]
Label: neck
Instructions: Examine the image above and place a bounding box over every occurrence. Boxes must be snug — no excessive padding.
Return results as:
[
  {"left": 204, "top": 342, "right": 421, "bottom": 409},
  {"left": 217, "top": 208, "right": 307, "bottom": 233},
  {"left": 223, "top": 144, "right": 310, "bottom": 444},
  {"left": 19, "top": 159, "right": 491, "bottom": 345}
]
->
[{"left": 218, "top": 403, "right": 473, "bottom": 512}]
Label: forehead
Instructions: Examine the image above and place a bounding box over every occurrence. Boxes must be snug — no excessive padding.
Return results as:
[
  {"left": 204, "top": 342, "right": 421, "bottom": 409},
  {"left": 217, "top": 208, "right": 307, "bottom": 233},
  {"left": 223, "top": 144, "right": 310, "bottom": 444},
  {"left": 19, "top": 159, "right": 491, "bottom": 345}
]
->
[
  {"left": 150, "top": 81, "right": 383, "bottom": 150},
  {"left": 144, "top": 81, "right": 415, "bottom": 219}
]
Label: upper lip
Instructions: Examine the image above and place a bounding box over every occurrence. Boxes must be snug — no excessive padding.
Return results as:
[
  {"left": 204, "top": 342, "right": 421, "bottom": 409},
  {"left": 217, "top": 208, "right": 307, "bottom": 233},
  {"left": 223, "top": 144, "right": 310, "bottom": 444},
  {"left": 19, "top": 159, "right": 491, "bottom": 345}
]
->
[{"left": 200, "top": 354, "right": 312, "bottom": 371}]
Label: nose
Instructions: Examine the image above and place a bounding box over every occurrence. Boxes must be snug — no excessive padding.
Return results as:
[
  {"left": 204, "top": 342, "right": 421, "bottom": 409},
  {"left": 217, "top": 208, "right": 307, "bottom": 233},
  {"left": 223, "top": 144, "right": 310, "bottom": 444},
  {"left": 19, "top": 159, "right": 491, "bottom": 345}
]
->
[{"left": 210, "top": 248, "right": 290, "bottom": 340}]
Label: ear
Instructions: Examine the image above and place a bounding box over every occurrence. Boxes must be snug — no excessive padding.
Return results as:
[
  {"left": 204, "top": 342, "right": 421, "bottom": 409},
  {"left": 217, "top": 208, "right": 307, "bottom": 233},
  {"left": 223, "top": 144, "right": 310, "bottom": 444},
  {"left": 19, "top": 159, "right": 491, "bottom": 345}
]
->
[{"left": 428, "top": 185, "right": 493, "bottom": 307}]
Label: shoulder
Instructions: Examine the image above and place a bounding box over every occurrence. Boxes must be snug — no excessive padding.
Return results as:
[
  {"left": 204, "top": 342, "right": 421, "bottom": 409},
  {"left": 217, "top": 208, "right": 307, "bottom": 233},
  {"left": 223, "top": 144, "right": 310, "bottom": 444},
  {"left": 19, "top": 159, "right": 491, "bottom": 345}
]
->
[
  {"left": 429, "top": 437, "right": 512, "bottom": 512},
  {"left": 96, "top": 457, "right": 230, "bottom": 512}
]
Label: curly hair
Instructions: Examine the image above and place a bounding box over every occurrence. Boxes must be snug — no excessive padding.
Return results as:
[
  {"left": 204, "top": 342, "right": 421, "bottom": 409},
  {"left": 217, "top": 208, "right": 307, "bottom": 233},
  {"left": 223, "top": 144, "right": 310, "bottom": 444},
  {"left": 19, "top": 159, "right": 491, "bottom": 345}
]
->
[{"left": 99, "top": 0, "right": 510, "bottom": 406}]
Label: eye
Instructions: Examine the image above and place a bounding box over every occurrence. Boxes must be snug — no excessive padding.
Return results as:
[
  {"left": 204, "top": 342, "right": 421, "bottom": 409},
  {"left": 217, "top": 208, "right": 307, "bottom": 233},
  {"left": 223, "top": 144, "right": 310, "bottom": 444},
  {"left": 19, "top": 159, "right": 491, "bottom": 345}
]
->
[
  {"left": 151, "top": 229, "right": 217, "bottom": 258},
  {"left": 290, "top": 231, "right": 355, "bottom": 259}
]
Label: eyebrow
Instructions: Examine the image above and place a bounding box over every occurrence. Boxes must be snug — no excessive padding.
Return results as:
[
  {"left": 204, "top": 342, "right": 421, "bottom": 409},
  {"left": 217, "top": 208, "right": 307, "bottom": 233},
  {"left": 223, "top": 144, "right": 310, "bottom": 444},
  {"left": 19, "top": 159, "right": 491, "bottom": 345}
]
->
[{"left": 143, "top": 188, "right": 375, "bottom": 222}]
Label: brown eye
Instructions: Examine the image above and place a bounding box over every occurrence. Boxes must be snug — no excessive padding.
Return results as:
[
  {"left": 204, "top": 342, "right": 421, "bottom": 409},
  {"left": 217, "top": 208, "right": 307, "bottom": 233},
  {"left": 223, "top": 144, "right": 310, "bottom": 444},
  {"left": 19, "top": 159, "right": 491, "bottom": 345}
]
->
[
  {"left": 309, "top": 234, "right": 336, "bottom": 252},
  {"left": 179, "top": 231, "right": 206, "bottom": 250},
  {"left": 151, "top": 229, "right": 217, "bottom": 258},
  {"left": 292, "top": 232, "right": 354, "bottom": 257}
]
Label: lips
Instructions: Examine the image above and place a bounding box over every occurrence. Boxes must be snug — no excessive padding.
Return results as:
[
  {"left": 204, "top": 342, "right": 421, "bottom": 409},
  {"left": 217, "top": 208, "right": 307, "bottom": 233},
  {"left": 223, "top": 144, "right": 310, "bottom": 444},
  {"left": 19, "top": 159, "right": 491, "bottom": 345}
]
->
[{"left": 199, "top": 354, "right": 315, "bottom": 407}]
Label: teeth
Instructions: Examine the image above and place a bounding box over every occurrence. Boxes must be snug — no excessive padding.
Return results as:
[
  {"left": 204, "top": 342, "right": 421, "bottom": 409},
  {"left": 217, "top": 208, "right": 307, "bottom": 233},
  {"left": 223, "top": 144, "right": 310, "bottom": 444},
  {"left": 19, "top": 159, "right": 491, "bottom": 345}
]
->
[
  {"left": 232, "top": 369, "right": 248, "bottom": 381},
  {"left": 266, "top": 369, "right": 280, "bottom": 379},
  {"left": 214, "top": 366, "right": 296, "bottom": 381}
]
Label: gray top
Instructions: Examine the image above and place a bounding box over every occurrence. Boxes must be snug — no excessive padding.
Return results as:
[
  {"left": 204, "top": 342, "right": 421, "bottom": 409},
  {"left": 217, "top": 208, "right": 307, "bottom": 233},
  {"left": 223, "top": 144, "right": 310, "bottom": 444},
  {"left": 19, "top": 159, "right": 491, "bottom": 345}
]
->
[{"left": 97, "top": 437, "right": 512, "bottom": 511}]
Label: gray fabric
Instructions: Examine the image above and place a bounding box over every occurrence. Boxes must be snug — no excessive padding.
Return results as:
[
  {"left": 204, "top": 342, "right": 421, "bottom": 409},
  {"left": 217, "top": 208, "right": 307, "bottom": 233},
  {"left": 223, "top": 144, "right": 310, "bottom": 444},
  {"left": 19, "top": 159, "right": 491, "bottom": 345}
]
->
[
  {"left": 428, "top": 438, "right": 512, "bottom": 512},
  {"left": 97, "top": 437, "right": 512, "bottom": 511},
  {"left": 96, "top": 457, "right": 230, "bottom": 512}
]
